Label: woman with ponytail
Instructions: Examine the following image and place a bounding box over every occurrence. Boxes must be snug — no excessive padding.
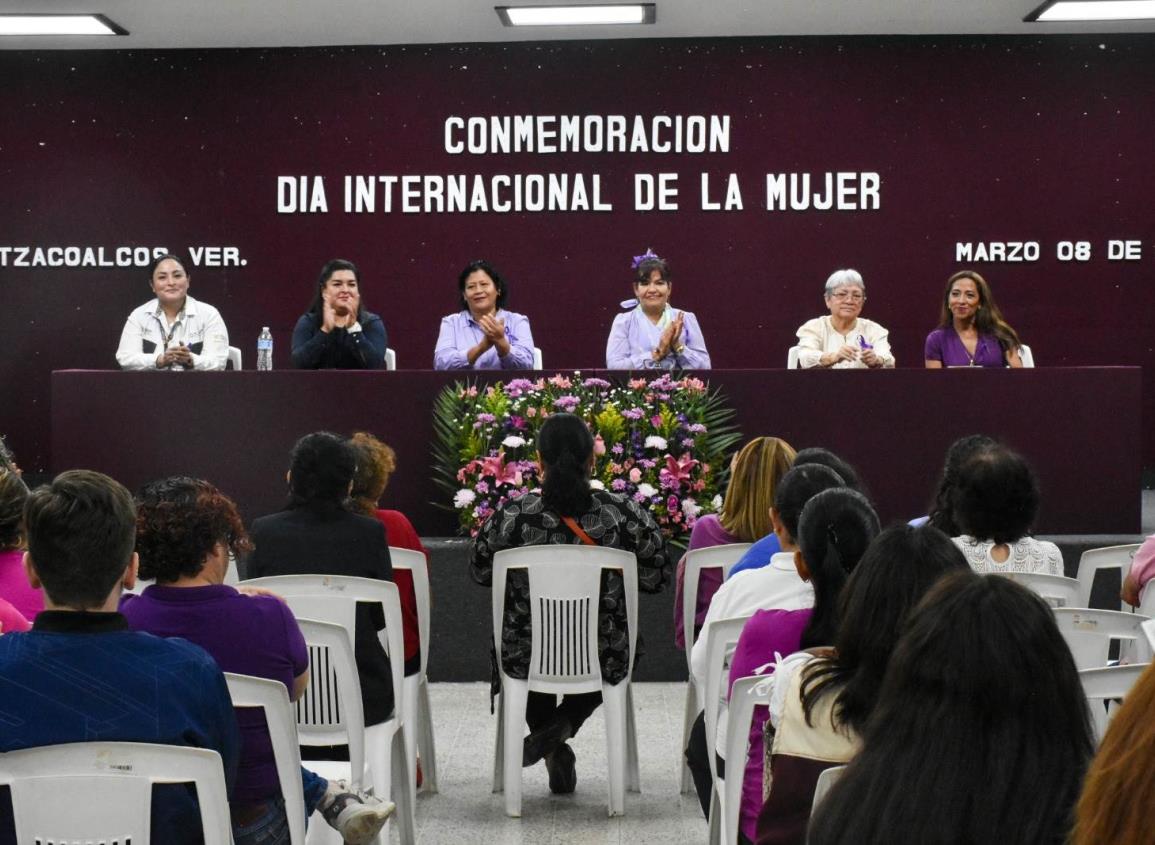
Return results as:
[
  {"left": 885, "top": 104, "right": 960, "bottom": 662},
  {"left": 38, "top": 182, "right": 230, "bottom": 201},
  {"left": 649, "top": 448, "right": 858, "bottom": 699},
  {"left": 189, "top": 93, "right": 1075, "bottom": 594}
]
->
[
  {"left": 754, "top": 524, "right": 969, "bottom": 845},
  {"left": 469, "top": 413, "right": 669, "bottom": 795}
]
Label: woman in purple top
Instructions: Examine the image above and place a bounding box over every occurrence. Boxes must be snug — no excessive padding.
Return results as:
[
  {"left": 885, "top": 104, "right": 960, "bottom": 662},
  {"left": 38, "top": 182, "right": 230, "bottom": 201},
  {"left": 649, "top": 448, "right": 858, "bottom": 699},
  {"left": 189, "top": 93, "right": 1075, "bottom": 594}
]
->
[
  {"left": 606, "top": 248, "right": 711, "bottom": 370},
  {"left": 924, "top": 270, "right": 1024, "bottom": 368},
  {"left": 121, "top": 477, "right": 393, "bottom": 845},
  {"left": 0, "top": 469, "right": 42, "bottom": 620},
  {"left": 434, "top": 260, "right": 535, "bottom": 369}
]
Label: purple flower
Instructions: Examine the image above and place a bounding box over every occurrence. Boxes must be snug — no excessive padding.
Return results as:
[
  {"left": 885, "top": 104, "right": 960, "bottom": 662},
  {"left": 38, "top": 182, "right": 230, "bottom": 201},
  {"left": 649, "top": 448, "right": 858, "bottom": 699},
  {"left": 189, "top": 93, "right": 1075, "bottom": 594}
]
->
[
  {"left": 611, "top": 479, "right": 627, "bottom": 491},
  {"left": 504, "top": 378, "right": 535, "bottom": 397},
  {"left": 582, "top": 377, "right": 612, "bottom": 389},
  {"left": 553, "top": 395, "right": 580, "bottom": 412},
  {"left": 477, "top": 413, "right": 496, "bottom": 424},
  {"left": 611, "top": 443, "right": 624, "bottom": 455},
  {"left": 682, "top": 438, "right": 695, "bottom": 447},
  {"left": 475, "top": 481, "right": 490, "bottom": 494},
  {"left": 623, "top": 408, "right": 644, "bottom": 420},
  {"left": 688, "top": 423, "right": 707, "bottom": 434},
  {"left": 667, "top": 495, "right": 680, "bottom": 512}
]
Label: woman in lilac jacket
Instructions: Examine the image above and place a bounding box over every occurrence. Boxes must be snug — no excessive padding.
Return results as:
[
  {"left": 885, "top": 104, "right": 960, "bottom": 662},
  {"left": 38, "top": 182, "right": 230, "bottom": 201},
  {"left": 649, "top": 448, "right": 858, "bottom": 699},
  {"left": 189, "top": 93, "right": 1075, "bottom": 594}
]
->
[{"left": 434, "top": 260, "right": 535, "bottom": 370}]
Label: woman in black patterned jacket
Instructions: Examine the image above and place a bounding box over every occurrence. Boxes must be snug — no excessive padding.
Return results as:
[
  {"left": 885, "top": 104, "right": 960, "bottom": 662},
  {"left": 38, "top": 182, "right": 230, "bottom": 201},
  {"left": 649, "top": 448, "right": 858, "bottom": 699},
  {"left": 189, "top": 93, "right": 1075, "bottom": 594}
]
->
[{"left": 470, "top": 412, "right": 669, "bottom": 794}]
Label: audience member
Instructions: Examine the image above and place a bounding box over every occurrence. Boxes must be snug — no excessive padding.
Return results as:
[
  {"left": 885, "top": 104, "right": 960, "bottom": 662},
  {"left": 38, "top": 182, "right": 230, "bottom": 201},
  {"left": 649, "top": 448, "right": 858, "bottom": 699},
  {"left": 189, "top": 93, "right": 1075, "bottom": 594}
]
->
[
  {"left": 918, "top": 433, "right": 998, "bottom": 533},
  {"left": 0, "top": 469, "right": 41, "bottom": 619},
  {"left": 809, "top": 572, "right": 1093, "bottom": 844},
  {"left": 0, "top": 470, "right": 239, "bottom": 844},
  {"left": 122, "top": 476, "right": 392, "bottom": 845},
  {"left": 470, "top": 413, "right": 668, "bottom": 795},
  {"left": 291, "top": 259, "right": 387, "bottom": 369},
  {"left": 756, "top": 525, "right": 968, "bottom": 845},
  {"left": 1121, "top": 533, "right": 1155, "bottom": 608},
  {"left": 951, "top": 445, "right": 1062, "bottom": 574}
]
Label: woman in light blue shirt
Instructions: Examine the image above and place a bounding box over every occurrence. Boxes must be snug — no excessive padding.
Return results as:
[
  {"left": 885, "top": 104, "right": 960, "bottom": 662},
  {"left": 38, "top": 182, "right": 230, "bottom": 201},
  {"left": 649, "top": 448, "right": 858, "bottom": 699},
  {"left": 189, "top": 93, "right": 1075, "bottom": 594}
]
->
[{"left": 434, "top": 260, "right": 535, "bottom": 370}]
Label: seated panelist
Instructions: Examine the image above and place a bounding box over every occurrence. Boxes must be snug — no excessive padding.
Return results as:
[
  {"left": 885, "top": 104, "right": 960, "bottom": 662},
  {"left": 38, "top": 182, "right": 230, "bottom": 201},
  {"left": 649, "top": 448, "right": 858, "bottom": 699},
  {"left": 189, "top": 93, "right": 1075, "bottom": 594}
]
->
[
  {"left": 292, "top": 259, "right": 387, "bottom": 369},
  {"left": 116, "top": 253, "right": 229, "bottom": 370},
  {"left": 924, "top": 270, "right": 1023, "bottom": 368},
  {"left": 795, "top": 269, "right": 894, "bottom": 369},
  {"left": 434, "top": 260, "right": 535, "bottom": 370},
  {"left": 605, "top": 248, "right": 711, "bottom": 370}
]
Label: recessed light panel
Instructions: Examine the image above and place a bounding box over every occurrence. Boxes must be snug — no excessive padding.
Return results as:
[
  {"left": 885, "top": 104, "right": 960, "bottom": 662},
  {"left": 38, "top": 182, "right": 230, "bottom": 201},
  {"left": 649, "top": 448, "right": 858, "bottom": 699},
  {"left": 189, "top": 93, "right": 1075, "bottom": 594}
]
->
[
  {"left": 496, "top": 4, "right": 655, "bottom": 27},
  {"left": 0, "top": 14, "right": 126, "bottom": 36},
  {"left": 1026, "top": 0, "right": 1155, "bottom": 21}
]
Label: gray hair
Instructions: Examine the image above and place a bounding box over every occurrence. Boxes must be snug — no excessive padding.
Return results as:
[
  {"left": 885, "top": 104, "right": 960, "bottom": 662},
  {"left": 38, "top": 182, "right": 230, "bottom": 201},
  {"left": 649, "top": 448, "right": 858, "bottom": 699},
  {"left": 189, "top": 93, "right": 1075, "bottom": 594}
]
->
[{"left": 824, "top": 269, "right": 865, "bottom": 296}]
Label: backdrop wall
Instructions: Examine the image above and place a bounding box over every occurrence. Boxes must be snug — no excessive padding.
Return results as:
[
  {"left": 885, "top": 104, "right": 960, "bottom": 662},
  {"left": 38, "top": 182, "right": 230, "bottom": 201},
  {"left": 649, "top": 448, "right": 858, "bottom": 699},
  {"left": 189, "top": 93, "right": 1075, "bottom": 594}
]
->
[{"left": 2, "top": 35, "right": 1152, "bottom": 476}]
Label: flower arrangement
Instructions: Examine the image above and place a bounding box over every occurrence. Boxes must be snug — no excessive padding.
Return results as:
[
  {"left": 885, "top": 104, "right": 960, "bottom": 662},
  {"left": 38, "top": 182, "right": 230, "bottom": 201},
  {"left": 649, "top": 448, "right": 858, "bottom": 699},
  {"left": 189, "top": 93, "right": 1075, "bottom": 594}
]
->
[{"left": 432, "top": 372, "right": 741, "bottom": 546}]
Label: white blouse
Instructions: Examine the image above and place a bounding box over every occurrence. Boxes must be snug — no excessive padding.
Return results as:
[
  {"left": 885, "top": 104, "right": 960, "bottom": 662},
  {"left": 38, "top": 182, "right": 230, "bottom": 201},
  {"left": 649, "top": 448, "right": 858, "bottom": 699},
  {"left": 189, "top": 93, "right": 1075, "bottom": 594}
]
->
[
  {"left": 952, "top": 536, "right": 1064, "bottom": 575},
  {"left": 795, "top": 316, "right": 894, "bottom": 369}
]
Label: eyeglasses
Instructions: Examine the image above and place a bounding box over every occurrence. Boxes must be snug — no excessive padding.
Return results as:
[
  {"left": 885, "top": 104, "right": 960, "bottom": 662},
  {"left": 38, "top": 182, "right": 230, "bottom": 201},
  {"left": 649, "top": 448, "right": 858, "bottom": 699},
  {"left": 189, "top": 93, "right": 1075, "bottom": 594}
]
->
[{"left": 830, "top": 291, "right": 865, "bottom": 302}]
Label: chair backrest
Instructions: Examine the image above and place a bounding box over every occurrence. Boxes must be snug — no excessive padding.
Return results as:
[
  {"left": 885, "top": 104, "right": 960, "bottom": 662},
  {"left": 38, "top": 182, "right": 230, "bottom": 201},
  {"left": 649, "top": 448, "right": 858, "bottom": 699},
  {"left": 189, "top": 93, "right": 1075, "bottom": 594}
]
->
[
  {"left": 0, "top": 741, "right": 232, "bottom": 844},
  {"left": 1076, "top": 544, "right": 1140, "bottom": 609},
  {"left": 1018, "top": 344, "right": 1034, "bottom": 367},
  {"left": 227, "top": 345, "right": 243, "bottom": 370},
  {"left": 682, "top": 543, "right": 754, "bottom": 670},
  {"left": 994, "top": 571, "right": 1080, "bottom": 607},
  {"left": 1080, "top": 663, "right": 1150, "bottom": 742},
  {"left": 1143, "top": 619, "right": 1155, "bottom": 653},
  {"left": 532, "top": 347, "right": 543, "bottom": 369},
  {"left": 384, "top": 347, "right": 397, "bottom": 370},
  {"left": 492, "top": 546, "right": 637, "bottom": 695},
  {"left": 786, "top": 346, "right": 800, "bottom": 369},
  {"left": 224, "top": 673, "right": 307, "bottom": 845},
  {"left": 701, "top": 615, "right": 754, "bottom": 793},
  {"left": 724, "top": 675, "right": 770, "bottom": 845},
  {"left": 1053, "top": 607, "right": 1154, "bottom": 670},
  {"left": 389, "top": 546, "right": 431, "bottom": 675},
  {"left": 811, "top": 764, "right": 847, "bottom": 817}
]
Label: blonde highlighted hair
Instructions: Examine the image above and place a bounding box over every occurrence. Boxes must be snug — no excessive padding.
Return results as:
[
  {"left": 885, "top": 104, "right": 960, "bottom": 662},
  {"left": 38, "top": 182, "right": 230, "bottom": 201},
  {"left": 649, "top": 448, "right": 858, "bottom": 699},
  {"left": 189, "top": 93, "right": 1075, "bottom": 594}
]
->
[{"left": 719, "top": 436, "right": 797, "bottom": 541}]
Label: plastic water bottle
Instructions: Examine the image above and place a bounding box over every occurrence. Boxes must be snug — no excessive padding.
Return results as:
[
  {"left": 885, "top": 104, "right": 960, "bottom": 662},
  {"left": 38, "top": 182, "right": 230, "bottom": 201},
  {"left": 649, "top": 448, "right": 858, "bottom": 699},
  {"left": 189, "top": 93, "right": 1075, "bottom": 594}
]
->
[{"left": 257, "top": 327, "right": 273, "bottom": 371}]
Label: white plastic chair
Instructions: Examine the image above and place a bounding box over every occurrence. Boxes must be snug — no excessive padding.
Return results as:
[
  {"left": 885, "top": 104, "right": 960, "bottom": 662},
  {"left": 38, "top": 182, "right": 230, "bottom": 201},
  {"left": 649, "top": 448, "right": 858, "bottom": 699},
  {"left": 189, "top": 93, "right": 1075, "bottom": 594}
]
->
[
  {"left": 994, "top": 571, "right": 1080, "bottom": 607},
  {"left": 1053, "top": 607, "right": 1153, "bottom": 670},
  {"left": 1142, "top": 619, "right": 1155, "bottom": 652},
  {"left": 723, "top": 675, "right": 771, "bottom": 845},
  {"left": 532, "top": 347, "right": 543, "bottom": 369},
  {"left": 490, "top": 545, "right": 640, "bottom": 817},
  {"left": 389, "top": 546, "right": 438, "bottom": 793},
  {"left": 228, "top": 345, "right": 243, "bottom": 370},
  {"left": 700, "top": 614, "right": 753, "bottom": 845},
  {"left": 680, "top": 542, "right": 753, "bottom": 793},
  {"left": 1018, "top": 344, "right": 1035, "bottom": 367},
  {"left": 1080, "top": 663, "right": 1150, "bottom": 742},
  {"left": 1076, "top": 544, "right": 1141, "bottom": 609},
  {"left": 0, "top": 741, "right": 232, "bottom": 844},
  {"left": 240, "top": 574, "right": 416, "bottom": 845},
  {"left": 786, "top": 347, "right": 801, "bottom": 369},
  {"left": 224, "top": 672, "right": 307, "bottom": 845},
  {"left": 384, "top": 348, "right": 397, "bottom": 370},
  {"left": 811, "top": 764, "right": 847, "bottom": 817}
]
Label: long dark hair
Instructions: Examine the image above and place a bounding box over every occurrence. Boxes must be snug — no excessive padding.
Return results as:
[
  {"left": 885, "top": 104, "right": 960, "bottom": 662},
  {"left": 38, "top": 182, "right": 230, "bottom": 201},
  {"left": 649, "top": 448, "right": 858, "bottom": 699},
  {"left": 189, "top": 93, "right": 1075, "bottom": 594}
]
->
[
  {"left": 538, "top": 413, "right": 594, "bottom": 516},
  {"left": 795, "top": 488, "right": 880, "bottom": 648},
  {"left": 800, "top": 524, "right": 968, "bottom": 732},
  {"left": 307, "top": 258, "right": 368, "bottom": 322},
  {"left": 286, "top": 431, "right": 357, "bottom": 510},
  {"left": 937, "top": 270, "right": 1022, "bottom": 351},
  {"left": 810, "top": 572, "right": 1094, "bottom": 845},
  {"left": 926, "top": 434, "right": 998, "bottom": 536}
]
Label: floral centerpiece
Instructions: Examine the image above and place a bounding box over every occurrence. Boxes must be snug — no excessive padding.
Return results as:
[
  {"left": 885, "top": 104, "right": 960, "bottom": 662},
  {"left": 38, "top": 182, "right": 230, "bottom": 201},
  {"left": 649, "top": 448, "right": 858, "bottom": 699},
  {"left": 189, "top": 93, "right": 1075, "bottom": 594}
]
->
[{"left": 432, "top": 372, "right": 741, "bottom": 546}]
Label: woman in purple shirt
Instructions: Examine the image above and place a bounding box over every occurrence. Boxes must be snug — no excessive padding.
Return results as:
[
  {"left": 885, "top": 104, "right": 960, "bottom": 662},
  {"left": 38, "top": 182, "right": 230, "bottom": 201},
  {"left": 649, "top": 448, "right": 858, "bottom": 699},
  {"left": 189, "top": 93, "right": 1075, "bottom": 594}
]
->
[
  {"left": 434, "top": 260, "right": 535, "bottom": 369},
  {"left": 924, "top": 270, "right": 1024, "bottom": 368},
  {"left": 606, "top": 248, "right": 711, "bottom": 370}
]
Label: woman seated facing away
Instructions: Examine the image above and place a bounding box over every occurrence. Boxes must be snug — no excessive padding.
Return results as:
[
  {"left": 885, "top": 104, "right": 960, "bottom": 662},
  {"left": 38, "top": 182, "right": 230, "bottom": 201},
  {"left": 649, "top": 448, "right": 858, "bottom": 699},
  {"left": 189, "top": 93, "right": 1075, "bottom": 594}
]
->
[
  {"left": 809, "top": 573, "right": 1093, "bottom": 845},
  {"left": 1121, "top": 533, "right": 1155, "bottom": 608},
  {"left": 794, "top": 269, "right": 894, "bottom": 369},
  {"left": 606, "top": 248, "right": 711, "bottom": 370},
  {"left": 924, "top": 270, "right": 1024, "bottom": 368},
  {"left": 914, "top": 434, "right": 998, "bottom": 531},
  {"left": 673, "top": 437, "right": 796, "bottom": 651},
  {"left": 756, "top": 525, "right": 969, "bottom": 845},
  {"left": 121, "top": 477, "right": 392, "bottom": 845},
  {"left": 470, "top": 413, "right": 669, "bottom": 794},
  {"left": 292, "top": 259, "right": 387, "bottom": 369},
  {"left": 116, "top": 253, "right": 229, "bottom": 370},
  {"left": 711, "top": 489, "right": 878, "bottom": 844},
  {"left": 950, "top": 445, "right": 1063, "bottom": 575},
  {"left": 1074, "top": 662, "right": 1155, "bottom": 845},
  {"left": 0, "top": 469, "right": 41, "bottom": 621},
  {"left": 434, "top": 260, "right": 535, "bottom": 370},
  {"left": 246, "top": 432, "right": 397, "bottom": 729}
]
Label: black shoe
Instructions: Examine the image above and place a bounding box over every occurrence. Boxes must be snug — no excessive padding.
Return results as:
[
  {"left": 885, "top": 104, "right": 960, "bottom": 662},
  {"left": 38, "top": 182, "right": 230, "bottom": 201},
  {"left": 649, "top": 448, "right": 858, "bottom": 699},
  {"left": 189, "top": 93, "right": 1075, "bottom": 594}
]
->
[
  {"left": 545, "top": 742, "right": 577, "bottom": 794},
  {"left": 522, "top": 714, "right": 574, "bottom": 767}
]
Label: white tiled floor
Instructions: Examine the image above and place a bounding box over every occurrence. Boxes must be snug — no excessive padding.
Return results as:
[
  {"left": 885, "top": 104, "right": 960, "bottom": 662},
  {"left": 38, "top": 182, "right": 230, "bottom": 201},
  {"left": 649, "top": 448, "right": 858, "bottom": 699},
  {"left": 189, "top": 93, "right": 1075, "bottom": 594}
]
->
[{"left": 403, "top": 682, "right": 708, "bottom": 844}]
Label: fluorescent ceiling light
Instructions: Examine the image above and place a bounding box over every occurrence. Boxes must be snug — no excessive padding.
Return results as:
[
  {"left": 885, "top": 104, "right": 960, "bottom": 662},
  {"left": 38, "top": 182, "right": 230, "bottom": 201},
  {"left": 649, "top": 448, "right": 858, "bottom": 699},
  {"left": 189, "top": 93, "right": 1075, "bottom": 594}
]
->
[
  {"left": 496, "top": 4, "right": 655, "bottom": 26},
  {"left": 0, "top": 14, "right": 127, "bottom": 36},
  {"left": 1026, "top": 0, "right": 1155, "bottom": 21}
]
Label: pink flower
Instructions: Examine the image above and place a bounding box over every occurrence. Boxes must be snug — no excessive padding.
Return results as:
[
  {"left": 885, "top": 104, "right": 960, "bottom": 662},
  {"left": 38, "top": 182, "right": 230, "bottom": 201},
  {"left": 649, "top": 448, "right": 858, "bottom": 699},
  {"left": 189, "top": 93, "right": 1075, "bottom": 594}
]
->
[
  {"left": 593, "top": 435, "right": 606, "bottom": 456},
  {"left": 628, "top": 378, "right": 647, "bottom": 389},
  {"left": 548, "top": 375, "right": 573, "bottom": 389},
  {"left": 526, "top": 407, "right": 537, "bottom": 418},
  {"left": 650, "top": 415, "right": 663, "bottom": 428},
  {"left": 628, "top": 468, "right": 642, "bottom": 483},
  {"left": 479, "top": 454, "right": 523, "bottom": 488},
  {"left": 667, "top": 495, "right": 680, "bottom": 513}
]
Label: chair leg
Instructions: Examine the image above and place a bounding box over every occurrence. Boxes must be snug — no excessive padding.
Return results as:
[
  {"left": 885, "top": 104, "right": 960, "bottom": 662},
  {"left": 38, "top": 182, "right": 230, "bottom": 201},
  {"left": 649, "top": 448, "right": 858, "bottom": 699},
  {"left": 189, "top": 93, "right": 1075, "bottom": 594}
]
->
[
  {"left": 417, "top": 677, "right": 439, "bottom": 793},
  {"left": 603, "top": 682, "right": 629, "bottom": 817},
  {"left": 626, "top": 683, "right": 641, "bottom": 793},
  {"left": 680, "top": 681, "right": 698, "bottom": 794},
  {"left": 391, "top": 727, "right": 419, "bottom": 845},
  {"left": 402, "top": 675, "right": 420, "bottom": 794},
  {"left": 707, "top": 788, "right": 722, "bottom": 845},
  {"left": 502, "top": 681, "right": 529, "bottom": 817},
  {"left": 491, "top": 692, "right": 504, "bottom": 793}
]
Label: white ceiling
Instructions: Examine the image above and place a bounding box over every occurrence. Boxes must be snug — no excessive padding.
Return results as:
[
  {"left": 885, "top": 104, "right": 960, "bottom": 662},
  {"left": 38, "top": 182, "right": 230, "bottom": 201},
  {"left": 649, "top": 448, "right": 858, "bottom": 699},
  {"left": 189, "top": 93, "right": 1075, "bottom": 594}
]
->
[{"left": 0, "top": 0, "right": 1152, "bottom": 50}]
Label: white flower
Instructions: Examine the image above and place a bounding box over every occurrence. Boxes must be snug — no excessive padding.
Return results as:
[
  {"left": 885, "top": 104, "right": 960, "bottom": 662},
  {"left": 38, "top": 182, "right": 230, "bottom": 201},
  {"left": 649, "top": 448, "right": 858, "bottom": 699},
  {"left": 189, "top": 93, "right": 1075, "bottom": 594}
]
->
[
  {"left": 637, "top": 483, "right": 658, "bottom": 498},
  {"left": 711, "top": 494, "right": 723, "bottom": 510},
  {"left": 454, "top": 489, "right": 477, "bottom": 508},
  {"left": 502, "top": 435, "right": 527, "bottom": 448},
  {"left": 589, "top": 479, "right": 606, "bottom": 490},
  {"left": 644, "top": 435, "right": 668, "bottom": 450},
  {"left": 682, "top": 498, "right": 701, "bottom": 519}
]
